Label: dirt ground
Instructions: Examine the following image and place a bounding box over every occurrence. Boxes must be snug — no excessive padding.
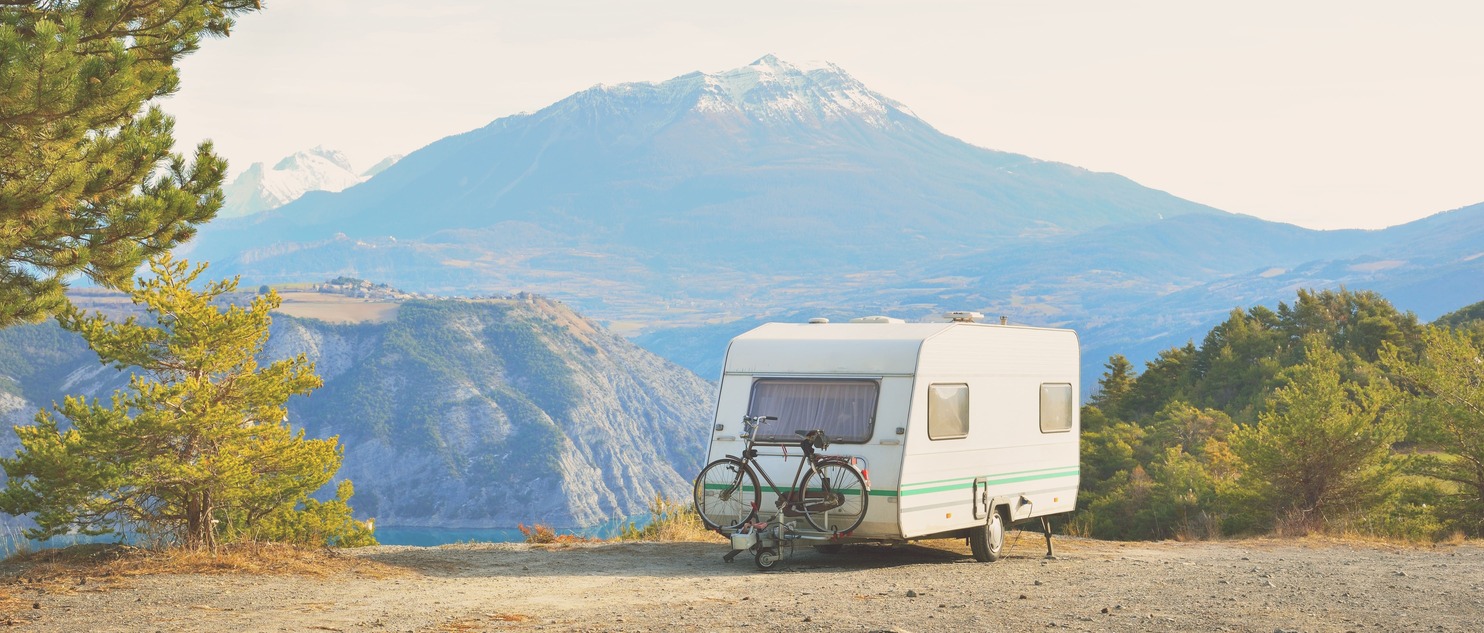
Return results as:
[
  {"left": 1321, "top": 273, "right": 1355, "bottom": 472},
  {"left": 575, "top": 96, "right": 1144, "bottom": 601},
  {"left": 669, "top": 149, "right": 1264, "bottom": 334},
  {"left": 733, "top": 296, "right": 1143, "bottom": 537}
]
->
[{"left": 4, "top": 532, "right": 1483, "bottom": 632}]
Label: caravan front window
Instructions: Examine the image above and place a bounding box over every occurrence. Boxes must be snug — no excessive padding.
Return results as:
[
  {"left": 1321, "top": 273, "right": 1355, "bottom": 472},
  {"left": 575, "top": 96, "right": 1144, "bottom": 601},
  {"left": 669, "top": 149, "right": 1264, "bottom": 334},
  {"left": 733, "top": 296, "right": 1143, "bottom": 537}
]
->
[{"left": 747, "top": 379, "right": 878, "bottom": 444}]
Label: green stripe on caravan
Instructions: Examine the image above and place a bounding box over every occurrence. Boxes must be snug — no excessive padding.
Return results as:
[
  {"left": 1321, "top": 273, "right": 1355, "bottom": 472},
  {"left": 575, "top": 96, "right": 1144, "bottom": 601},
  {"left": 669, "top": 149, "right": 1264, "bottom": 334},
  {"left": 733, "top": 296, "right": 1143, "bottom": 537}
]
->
[
  {"left": 897, "top": 467, "right": 1080, "bottom": 497},
  {"left": 701, "top": 484, "right": 874, "bottom": 498},
  {"left": 701, "top": 466, "right": 1079, "bottom": 498}
]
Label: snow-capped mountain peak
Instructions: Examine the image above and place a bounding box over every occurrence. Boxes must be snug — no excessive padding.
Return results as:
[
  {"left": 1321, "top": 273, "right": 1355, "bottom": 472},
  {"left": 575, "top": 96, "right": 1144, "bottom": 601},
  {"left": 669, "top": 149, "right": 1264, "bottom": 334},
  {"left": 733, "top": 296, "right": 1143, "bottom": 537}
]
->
[
  {"left": 221, "top": 148, "right": 401, "bottom": 218},
  {"left": 586, "top": 55, "right": 917, "bottom": 128},
  {"left": 273, "top": 145, "right": 356, "bottom": 173}
]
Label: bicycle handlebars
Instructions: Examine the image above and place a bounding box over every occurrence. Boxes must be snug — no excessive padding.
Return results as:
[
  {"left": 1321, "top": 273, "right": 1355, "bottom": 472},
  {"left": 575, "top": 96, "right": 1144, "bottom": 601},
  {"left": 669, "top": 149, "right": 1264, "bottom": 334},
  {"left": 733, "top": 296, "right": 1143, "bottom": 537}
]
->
[{"left": 742, "top": 415, "right": 830, "bottom": 451}]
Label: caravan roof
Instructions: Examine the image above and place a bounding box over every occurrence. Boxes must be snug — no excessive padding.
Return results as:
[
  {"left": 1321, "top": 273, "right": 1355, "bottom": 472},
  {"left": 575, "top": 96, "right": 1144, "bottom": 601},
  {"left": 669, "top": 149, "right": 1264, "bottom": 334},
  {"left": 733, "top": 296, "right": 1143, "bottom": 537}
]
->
[{"left": 722, "top": 322, "right": 956, "bottom": 375}]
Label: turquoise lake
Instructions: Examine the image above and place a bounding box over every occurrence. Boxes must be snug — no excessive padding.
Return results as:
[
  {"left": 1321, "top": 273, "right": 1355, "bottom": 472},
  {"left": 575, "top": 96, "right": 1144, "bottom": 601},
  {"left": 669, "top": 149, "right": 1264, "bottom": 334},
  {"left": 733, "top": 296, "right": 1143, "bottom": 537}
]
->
[{"left": 1, "top": 517, "right": 642, "bottom": 556}]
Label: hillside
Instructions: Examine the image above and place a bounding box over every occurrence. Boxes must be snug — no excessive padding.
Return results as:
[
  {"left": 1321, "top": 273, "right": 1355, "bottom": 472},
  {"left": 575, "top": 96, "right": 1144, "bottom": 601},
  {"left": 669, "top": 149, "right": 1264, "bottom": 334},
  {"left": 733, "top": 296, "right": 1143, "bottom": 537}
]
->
[
  {"left": 0, "top": 295, "right": 714, "bottom": 528},
  {"left": 1435, "top": 299, "right": 1484, "bottom": 329}
]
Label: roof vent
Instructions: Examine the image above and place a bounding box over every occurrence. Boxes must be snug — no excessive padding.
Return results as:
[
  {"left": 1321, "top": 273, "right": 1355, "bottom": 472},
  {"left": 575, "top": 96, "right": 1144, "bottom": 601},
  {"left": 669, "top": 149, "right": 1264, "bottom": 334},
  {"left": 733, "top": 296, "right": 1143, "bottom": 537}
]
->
[
  {"left": 943, "top": 311, "right": 984, "bottom": 323},
  {"left": 849, "top": 315, "right": 904, "bottom": 324},
  {"left": 808, "top": 317, "right": 830, "bottom": 324}
]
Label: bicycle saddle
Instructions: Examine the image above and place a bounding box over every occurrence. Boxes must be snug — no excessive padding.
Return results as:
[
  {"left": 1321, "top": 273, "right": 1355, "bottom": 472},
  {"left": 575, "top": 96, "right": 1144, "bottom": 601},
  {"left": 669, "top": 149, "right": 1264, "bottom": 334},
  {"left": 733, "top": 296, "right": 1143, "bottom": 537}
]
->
[{"left": 795, "top": 429, "right": 830, "bottom": 450}]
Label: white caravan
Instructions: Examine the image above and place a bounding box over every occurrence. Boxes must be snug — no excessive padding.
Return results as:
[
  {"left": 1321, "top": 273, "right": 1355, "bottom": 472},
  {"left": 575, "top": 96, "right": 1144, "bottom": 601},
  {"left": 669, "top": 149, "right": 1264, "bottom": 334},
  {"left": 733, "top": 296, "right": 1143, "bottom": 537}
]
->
[{"left": 699, "top": 313, "right": 1080, "bottom": 564}]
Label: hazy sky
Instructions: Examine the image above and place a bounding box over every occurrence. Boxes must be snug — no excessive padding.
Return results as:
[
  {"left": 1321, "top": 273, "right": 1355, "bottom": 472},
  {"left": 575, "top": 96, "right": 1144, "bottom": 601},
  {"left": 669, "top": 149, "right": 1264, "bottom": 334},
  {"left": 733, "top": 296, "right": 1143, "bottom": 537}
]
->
[{"left": 166, "top": 0, "right": 1483, "bottom": 230}]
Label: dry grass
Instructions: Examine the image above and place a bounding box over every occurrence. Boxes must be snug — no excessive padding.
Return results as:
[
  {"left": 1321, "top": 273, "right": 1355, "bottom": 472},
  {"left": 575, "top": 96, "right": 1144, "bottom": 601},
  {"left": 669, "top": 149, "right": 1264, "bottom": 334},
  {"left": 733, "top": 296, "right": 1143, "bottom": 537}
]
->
[
  {"left": 0, "top": 542, "right": 404, "bottom": 616},
  {"left": 614, "top": 495, "right": 724, "bottom": 543},
  {"left": 624, "top": 518, "right": 719, "bottom": 543},
  {"left": 516, "top": 523, "right": 598, "bottom": 546},
  {"left": 1440, "top": 530, "right": 1469, "bottom": 545},
  {"left": 2, "top": 541, "right": 403, "bottom": 578},
  {"left": 273, "top": 292, "right": 401, "bottom": 323},
  {"left": 488, "top": 613, "right": 531, "bottom": 622}
]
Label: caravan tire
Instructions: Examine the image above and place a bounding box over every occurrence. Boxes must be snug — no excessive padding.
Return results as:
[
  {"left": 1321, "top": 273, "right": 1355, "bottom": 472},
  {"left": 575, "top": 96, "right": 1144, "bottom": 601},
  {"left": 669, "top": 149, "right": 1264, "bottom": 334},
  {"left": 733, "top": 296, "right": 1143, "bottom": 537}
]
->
[{"left": 969, "top": 509, "right": 1005, "bottom": 562}]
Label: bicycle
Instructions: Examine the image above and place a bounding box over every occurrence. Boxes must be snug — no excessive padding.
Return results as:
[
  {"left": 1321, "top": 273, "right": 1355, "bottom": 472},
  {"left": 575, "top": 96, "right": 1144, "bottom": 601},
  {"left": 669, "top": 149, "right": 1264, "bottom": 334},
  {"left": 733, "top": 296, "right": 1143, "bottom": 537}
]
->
[{"left": 692, "top": 415, "right": 870, "bottom": 536}]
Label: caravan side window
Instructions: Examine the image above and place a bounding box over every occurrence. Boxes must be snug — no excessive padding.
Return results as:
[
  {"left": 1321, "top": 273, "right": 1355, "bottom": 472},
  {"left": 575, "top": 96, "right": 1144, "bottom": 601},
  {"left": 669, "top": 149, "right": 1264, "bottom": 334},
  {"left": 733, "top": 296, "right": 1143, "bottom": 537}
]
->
[
  {"left": 747, "top": 379, "right": 878, "bottom": 444},
  {"left": 927, "top": 383, "right": 969, "bottom": 440},
  {"left": 1039, "top": 383, "right": 1073, "bottom": 433}
]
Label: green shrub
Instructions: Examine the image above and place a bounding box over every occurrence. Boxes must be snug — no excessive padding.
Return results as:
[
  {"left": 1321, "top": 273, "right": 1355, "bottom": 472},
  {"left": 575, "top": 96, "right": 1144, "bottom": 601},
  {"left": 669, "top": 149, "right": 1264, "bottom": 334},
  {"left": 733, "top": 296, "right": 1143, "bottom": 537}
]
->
[{"left": 248, "top": 481, "right": 378, "bottom": 548}]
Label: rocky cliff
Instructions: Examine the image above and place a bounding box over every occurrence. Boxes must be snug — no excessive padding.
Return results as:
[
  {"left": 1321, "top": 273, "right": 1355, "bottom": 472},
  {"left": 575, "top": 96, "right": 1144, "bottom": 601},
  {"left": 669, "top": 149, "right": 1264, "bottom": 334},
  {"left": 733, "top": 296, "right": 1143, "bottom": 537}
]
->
[{"left": 0, "top": 295, "right": 714, "bottom": 528}]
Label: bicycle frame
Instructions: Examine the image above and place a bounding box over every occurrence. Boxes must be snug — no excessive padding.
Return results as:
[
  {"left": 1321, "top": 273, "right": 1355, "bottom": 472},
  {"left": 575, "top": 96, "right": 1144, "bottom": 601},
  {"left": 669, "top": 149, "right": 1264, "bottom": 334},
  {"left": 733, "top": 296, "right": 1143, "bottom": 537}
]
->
[{"left": 730, "top": 416, "right": 842, "bottom": 520}]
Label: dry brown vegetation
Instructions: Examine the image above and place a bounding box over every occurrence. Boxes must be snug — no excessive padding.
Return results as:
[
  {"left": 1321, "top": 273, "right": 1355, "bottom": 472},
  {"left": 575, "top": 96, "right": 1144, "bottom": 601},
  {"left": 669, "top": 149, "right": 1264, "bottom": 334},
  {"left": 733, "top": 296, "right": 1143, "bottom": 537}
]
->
[
  {"left": 514, "top": 523, "right": 599, "bottom": 546},
  {"left": 273, "top": 292, "right": 401, "bottom": 323},
  {"left": 0, "top": 542, "right": 405, "bottom": 620},
  {"left": 613, "top": 495, "right": 724, "bottom": 543},
  {"left": 66, "top": 287, "right": 403, "bottom": 324}
]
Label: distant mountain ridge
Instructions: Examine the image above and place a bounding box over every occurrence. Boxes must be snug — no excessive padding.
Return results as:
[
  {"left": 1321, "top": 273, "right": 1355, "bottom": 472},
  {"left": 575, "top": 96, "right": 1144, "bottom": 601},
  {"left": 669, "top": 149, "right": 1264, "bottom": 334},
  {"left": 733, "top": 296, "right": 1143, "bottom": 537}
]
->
[
  {"left": 183, "top": 55, "right": 1484, "bottom": 386},
  {"left": 219, "top": 146, "right": 403, "bottom": 218}
]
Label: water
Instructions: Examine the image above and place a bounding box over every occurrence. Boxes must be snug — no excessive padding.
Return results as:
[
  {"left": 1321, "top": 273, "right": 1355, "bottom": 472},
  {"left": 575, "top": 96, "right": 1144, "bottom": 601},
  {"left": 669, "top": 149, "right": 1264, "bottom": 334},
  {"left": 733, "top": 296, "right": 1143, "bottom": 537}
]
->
[
  {"left": 0, "top": 527, "right": 128, "bottom": 558},
  {"left": 0, "top": 515, "right": 646, "bottom": 556},
  {"left": 373, "top": 516, "right": 640, "bottom": 546}
]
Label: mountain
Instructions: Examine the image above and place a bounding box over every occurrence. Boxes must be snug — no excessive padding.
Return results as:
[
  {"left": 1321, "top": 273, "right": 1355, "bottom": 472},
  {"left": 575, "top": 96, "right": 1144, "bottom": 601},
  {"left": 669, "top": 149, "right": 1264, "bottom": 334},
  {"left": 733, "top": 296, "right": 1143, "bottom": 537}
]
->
[
  {"left": 190, "top": 55, "right": 1222, "bottom": 301},
  {"left": 0, "top": 295, "right": 713, "bottom": 528},
  {"left": 182, "top": 55, "right": 1484, "bottom": 389},
  {"left": 218, "top": 147, "right": 402, "bottom": 218},
  {"left": 638, "top": 204, "right": 1484, "bottom": 382},
  {"left": 360, "top": 154, "right": 405, "bottom": 179}
]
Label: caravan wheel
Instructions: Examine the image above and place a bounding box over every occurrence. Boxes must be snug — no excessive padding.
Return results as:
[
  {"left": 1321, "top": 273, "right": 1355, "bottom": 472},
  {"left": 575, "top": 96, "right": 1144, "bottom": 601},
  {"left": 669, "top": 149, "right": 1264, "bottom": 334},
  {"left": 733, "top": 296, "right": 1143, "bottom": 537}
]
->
[
  {"left": 754, "top": 547, "right": 780, "bottom": 570},
  {"left": 969, "top": 510, "right": 1005, "bottom": 562}
]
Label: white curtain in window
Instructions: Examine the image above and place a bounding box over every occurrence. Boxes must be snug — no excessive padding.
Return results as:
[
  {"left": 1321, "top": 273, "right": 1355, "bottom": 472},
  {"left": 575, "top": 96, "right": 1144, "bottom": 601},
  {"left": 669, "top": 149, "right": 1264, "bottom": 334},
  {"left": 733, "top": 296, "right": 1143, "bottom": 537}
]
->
[{"left": 748, "top": 380, "right": 878, "bottom": 443}]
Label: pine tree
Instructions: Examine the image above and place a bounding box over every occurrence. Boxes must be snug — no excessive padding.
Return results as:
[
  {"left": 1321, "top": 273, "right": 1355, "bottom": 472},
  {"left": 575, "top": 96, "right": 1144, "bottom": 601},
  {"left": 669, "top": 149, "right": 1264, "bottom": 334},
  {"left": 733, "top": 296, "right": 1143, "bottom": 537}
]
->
[
  {"left": 1382, "top": 327, "right": 1484, "bottom": 534},
  {"left": 0, "top": 255, "right": 348, "bottom": 550},
  {"left": 1145, "top": 401, "right": 1234, "bottom": 457},
  {"left": 0, "top": 0, "right": 262, "bottom": 327},
  {"left": 1089, "top": 354, "right": 1135, "bottom": 419},
  {"left": 1232, "top": 339, "right": 1401, "bottom": 532}
]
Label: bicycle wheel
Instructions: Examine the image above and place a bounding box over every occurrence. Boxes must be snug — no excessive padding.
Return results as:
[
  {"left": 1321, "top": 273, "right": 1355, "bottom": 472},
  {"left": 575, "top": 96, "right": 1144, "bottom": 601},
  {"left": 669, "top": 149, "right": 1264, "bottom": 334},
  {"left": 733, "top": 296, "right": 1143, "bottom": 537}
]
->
[
  {"left": 799, "top": 460, "right": 868, "bottom": 534},
  {"left": 693, "top": 458, "right": 759, "bottom": 531}
]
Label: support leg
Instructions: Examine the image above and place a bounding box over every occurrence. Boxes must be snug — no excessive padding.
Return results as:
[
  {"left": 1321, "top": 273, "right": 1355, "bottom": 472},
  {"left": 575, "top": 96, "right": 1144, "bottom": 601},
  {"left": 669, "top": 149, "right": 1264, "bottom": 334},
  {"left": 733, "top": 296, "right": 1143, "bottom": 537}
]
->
[{"left": 1041, "top": 515, "right": 1056, "bottom": 559}]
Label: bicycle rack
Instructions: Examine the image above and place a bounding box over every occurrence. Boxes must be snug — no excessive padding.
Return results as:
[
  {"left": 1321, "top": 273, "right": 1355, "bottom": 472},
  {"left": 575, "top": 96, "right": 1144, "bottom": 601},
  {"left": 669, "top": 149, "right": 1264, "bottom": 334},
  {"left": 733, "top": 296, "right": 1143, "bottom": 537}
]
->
[{"left": 720, "top": 518, "right": 851, "bottom": 571}]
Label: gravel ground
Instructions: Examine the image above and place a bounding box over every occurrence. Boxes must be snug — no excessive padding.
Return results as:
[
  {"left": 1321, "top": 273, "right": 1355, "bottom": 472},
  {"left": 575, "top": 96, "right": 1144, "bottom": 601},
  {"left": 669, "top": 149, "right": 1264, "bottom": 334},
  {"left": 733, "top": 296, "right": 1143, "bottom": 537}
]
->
[{"left": 5, "top": 532, "right": 1483, "bottom": 632}]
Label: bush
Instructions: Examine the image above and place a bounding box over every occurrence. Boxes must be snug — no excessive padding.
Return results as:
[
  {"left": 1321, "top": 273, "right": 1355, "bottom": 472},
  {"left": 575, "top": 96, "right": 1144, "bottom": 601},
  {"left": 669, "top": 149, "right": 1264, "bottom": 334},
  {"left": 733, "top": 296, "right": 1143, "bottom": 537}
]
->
[
  {"left": 615, "top": 495, "right": 720, "bottom": 542},
  {"left": 517, "top": 523, "right": 595, "bottom": 545},
  {"left": 248, "top": 481, "right": 377, "bottom": 548}
]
